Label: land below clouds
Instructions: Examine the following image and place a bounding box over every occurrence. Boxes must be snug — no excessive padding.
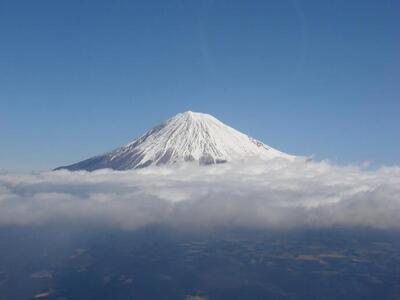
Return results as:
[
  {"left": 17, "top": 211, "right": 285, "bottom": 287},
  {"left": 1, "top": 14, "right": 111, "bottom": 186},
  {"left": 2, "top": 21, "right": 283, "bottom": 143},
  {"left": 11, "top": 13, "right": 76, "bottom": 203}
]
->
[{"left": 0, "top": 224, "right": 399, "bottom": 300}]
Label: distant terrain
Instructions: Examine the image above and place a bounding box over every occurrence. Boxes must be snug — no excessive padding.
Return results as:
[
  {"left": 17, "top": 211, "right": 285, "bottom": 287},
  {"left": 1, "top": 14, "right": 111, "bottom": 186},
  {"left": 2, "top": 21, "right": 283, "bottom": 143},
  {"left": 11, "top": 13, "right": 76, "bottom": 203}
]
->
[{"left": 0, "top": 225, "right": 399, "bottom": 300}]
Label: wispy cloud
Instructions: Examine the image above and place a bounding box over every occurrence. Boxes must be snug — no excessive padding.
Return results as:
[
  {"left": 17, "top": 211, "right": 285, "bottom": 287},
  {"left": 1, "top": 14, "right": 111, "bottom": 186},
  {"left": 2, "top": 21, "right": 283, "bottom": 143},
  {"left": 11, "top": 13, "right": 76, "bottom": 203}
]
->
[{"left": 0, "top": 159, "right": 399, "bottom": 229}]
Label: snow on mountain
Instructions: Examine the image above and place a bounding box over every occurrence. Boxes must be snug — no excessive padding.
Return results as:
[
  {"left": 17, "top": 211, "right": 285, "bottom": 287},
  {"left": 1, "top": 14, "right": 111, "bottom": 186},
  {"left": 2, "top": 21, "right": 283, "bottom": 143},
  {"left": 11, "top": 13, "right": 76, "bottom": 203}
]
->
[{"left": 55, "top": 111, "right": 295, "bottom": 171}]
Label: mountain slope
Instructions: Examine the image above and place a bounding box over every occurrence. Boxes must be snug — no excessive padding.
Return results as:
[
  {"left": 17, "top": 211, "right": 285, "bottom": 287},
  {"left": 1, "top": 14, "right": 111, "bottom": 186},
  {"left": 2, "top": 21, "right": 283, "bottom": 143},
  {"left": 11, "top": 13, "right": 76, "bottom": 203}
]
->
[{"left": 55, "top": 111, "right": 294, "bottom": 171}]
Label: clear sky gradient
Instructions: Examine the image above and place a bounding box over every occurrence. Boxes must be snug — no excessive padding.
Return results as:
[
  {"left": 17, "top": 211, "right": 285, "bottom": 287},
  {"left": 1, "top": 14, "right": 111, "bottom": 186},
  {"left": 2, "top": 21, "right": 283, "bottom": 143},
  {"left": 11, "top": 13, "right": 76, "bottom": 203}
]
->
[{"left": 1, "top": 0, "right": 399, "bottom": 170}]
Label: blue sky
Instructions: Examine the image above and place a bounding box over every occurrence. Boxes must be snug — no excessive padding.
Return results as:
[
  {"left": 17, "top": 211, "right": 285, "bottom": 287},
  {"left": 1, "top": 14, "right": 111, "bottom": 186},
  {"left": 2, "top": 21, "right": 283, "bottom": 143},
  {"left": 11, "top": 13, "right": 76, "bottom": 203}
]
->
[{"left": 1, "top": 0, "right": 399, "bottom": 170}]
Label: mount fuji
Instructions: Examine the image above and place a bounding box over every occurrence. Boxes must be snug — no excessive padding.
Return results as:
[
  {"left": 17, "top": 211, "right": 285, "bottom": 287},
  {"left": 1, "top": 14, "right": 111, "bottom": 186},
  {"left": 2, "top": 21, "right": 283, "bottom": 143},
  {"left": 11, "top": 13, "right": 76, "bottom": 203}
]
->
[{"left": 55, "top": 111, "right": 295, "bottom": 171}]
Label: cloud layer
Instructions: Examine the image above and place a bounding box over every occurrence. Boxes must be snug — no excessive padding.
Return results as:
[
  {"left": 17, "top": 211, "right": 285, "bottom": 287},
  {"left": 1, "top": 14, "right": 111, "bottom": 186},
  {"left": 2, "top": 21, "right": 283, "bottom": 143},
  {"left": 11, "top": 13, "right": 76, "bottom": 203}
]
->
[{"left": 0, "top": 159, "right": 399, "bottom": 229}]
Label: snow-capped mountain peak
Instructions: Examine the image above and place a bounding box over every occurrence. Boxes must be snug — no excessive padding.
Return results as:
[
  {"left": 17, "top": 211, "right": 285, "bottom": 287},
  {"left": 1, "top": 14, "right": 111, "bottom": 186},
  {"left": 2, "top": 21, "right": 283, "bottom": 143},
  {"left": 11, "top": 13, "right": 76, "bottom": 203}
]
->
[{"left": 55, "top": 111, "right": 294, "bottom": 171}]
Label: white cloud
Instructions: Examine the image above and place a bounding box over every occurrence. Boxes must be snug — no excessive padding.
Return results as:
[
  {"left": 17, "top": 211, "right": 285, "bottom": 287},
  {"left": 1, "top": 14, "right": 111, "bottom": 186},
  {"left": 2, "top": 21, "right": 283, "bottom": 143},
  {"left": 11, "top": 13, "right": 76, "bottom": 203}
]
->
[{"left": 0, "top": 158, "right": 399, "bottom": 229}]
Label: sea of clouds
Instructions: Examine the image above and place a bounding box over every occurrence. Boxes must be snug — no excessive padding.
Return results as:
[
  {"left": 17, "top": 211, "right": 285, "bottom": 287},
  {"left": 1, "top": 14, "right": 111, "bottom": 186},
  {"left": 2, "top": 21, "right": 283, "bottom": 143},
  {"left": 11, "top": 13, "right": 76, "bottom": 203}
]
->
[{"left": 0, "top": 158, "right": 399, "bottom": 230}]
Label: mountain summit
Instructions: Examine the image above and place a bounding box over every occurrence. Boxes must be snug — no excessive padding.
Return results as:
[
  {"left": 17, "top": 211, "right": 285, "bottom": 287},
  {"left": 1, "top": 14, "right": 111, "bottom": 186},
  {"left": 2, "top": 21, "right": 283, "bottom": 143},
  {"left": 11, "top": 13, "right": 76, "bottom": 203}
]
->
[{"left": 55, "top": 111, "right": 294, "bottom": 171}]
